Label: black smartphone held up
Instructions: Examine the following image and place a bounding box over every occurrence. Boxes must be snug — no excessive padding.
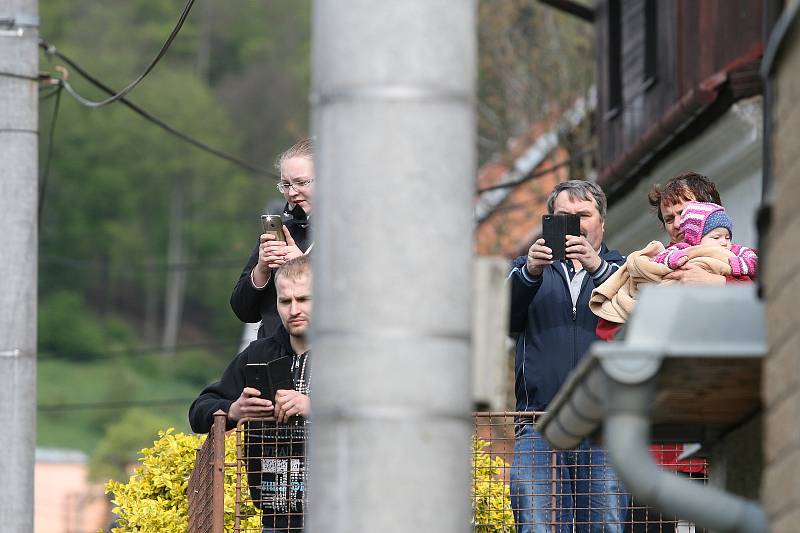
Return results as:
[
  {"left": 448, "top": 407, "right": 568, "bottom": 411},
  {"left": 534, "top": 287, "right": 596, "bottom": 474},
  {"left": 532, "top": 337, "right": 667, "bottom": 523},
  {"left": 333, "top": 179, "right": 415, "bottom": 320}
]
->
[
  {"left": 542, "top": 214, "right": 581, "bottom": 261},
  {"left": 260, "top": 214, "right": 286, "bottom": 242},
  {"left": 245, "top": 363, "right": 269, "bottom": 399},
  {"left": 244, "top": 358, "right": 294, "bottom": 403},
  {"left": 265, "top": 356, "right": 295, "bottom": 401}
]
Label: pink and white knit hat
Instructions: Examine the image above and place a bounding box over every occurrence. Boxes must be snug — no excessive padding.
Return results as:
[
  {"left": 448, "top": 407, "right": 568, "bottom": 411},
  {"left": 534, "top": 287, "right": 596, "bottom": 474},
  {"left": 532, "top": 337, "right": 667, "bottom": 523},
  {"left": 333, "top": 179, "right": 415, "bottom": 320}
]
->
[{"left": 679, "top": 201, "right": 733, "bottom": 246}]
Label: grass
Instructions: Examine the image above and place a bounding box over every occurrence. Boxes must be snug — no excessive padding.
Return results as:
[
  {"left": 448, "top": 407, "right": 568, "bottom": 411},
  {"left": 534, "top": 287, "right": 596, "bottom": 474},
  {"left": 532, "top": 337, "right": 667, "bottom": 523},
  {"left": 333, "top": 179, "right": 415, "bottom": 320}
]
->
[{"left": 37, "top": 352, "right": 227, "bottom": 454}]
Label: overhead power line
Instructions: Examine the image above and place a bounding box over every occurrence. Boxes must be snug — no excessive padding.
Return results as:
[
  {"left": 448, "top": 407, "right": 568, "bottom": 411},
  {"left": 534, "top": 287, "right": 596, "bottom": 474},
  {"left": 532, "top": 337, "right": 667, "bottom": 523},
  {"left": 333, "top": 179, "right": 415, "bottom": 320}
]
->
[
  {"left": 50, "top": 0, "right": 197, "bottom": 108},
  {"left": 39, "top": 81, "right": 63, "bottom": 222},
  {"left": 39, "top": 41, "right": 279, "bottom": 178}
]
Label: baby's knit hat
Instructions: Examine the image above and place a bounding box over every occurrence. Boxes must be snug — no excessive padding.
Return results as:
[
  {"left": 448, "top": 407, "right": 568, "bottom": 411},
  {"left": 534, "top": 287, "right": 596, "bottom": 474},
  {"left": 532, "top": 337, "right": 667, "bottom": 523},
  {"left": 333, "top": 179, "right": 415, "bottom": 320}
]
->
[{"left": 679, "top": 201, "right": 733, "bottom": 246}]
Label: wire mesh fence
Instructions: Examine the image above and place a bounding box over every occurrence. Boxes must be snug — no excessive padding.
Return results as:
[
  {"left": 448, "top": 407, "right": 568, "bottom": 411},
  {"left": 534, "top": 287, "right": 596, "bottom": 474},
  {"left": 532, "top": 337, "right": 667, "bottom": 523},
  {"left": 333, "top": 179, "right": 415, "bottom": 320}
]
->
[
  {"left": 473, "top": 412, "right": 709, "bottom": 533},
  {"left": 187, "top": 411, "right": 226, "bottom": 533},
  {"left": 189, "top": 411, "right": 709, "bottom": 532},
  {"left": 234, "top": 418, "right": 309, "bottom": 532}
]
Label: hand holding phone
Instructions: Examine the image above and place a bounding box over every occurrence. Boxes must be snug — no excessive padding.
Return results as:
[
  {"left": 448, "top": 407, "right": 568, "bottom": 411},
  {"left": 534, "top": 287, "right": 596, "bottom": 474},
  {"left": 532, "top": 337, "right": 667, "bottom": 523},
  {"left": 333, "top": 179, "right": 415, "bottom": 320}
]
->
[
  {"left": 245, "top": 358, "right": 294, "bottom": 404},
  {"left": 542, "top": 214, "right": 580, "bottom": 261},
  {"left": 261, "top": 214, "right": 286, "bottom": 242},
  {"left": 229, "top": 368, "right": 275, "bottom": 421}
]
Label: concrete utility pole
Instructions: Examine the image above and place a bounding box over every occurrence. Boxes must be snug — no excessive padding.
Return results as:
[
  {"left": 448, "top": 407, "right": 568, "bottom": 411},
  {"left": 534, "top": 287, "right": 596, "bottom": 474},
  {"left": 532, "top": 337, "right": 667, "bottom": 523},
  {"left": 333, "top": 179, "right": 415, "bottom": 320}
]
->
[
  {"left": 309, "top": 2, "right": 476, "bottom": 532},
  {"left": 0, "top": 1, "right": 39, "bottom": 531}
]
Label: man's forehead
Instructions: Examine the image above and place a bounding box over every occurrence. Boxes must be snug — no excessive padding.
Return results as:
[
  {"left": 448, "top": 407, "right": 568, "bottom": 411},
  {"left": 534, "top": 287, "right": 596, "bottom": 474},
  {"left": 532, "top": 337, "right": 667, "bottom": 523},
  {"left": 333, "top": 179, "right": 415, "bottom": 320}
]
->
[
  {"left": 554, "top": 193, "right": 597, "bottom": 212},
  {"left": 276, "top": 274, "right": 311, "bottom": 294}
]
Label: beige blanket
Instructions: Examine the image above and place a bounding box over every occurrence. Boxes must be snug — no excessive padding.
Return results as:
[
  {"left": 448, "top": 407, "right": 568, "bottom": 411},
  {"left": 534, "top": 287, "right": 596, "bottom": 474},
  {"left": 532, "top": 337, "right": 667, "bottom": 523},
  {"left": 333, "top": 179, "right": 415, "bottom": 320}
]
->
[{"left": 589, "top": 241, "right": 733, "bottom": 324}]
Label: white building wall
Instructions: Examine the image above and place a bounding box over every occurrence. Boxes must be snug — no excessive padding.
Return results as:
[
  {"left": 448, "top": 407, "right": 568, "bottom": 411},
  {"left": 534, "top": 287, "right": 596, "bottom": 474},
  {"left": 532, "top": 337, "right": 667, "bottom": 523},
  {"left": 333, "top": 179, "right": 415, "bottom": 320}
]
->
[{"left": 604, "top": 97, "right": 763, "bottom": 254}]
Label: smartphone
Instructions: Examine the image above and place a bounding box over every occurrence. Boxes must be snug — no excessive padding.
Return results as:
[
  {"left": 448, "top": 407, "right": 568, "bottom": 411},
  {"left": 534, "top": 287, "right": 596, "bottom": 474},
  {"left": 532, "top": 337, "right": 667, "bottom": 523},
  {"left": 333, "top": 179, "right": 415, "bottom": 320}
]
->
[
  {"left": 245, "top": 363, "right": 269, "bottom": 399},
  {"left": 260, "top": 214, "right": 286, "bottom": 242},
  {"left": 542, "top": 214, "right": 581, "bottom": 261},
  {"left": 265, "top": 356, "right": 295, "bottom": 401},
  {"left": 245, "top": 358, "right": 294, "bottom": 403}
]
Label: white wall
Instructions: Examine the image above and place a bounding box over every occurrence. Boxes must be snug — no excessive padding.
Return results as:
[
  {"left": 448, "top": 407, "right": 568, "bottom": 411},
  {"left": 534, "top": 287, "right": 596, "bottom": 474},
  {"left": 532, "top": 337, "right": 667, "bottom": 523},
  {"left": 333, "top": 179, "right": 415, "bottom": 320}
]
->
[{"left": 604, "top": 97, "right": 763, "bottom": 255}]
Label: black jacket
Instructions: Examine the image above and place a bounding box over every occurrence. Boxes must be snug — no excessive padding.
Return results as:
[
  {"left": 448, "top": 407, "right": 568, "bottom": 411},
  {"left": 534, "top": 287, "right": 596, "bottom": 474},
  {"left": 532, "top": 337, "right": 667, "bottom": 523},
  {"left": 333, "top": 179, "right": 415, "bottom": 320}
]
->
[
  {"left": 188, "top": 327, "right": 308, "bottom": 530},
  {"left": 188, "top": 327, "right": 298, "bottom": 432},
  {"left": 508, "top": 244, "right": 625, "bottom": 412},
  {"left": 230, "top": 204, "right": 311, "bottom": 339}
]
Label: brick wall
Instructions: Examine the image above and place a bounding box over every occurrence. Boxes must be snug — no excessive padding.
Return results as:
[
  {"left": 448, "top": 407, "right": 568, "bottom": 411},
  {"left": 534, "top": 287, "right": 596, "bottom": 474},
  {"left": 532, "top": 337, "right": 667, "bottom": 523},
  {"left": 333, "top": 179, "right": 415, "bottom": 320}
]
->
[{"left": 763, "top": 9, "right": 800, "bottom": 532}]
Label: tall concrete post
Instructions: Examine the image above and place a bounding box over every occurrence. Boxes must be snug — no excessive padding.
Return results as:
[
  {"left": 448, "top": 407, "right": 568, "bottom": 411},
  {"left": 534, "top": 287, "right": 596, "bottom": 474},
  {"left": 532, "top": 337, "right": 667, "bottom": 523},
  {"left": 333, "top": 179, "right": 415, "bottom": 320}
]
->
[
  {"left": 0, "top": 1, "right": 39, "bottom": 531},
  {"left": 309, "top": 2, "right": 476, "bottom": 531}
]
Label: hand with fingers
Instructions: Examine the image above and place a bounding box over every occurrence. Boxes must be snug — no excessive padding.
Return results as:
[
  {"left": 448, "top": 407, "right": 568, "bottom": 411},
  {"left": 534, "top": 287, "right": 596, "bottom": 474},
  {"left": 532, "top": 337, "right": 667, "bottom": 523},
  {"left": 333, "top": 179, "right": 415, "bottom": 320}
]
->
[
  {"left": 273, "top": 389, "right": 311, "bottom": 423},
  {"left": 663, "top": 261, "right": 726, "bottom": 285},
  {"left": 228, "top": 387, "right": 275, "bottom": 422},
  {"left": 526, "top": 238, "right": 553, "bottom": 277},
  {"left": 281, "top": 225, "right": 304, "bottom": 262},
  {"left": 252, "top": 230, "right": 292, "bottom": 287},
  {"left": 565, "top": 234, "right": 602, "bottom": 273}
]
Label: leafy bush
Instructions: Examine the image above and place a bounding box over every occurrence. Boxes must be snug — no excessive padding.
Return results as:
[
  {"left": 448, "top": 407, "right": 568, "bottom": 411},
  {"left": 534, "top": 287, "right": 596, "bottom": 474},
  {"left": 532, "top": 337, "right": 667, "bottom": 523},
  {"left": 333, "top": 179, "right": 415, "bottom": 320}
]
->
[
  {"left": 105, "top": 428, "right": 261, "bottom": 532},
  {"left": 473, "top": 438, "right": 515, "bottom": 532}
]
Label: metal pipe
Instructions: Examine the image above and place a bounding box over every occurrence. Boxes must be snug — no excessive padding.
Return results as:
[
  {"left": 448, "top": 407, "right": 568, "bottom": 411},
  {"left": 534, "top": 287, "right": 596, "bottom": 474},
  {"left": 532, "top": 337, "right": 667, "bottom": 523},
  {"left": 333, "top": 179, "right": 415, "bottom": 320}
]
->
[
  {"left": 757, "top": 0, "right": 798, "bottom": 298},
  {"left": 539, "top": 358, "right": 605, "bottom": 450},
  {"left": 603, "top": 377, "right": 768, "bottom": 533},
  {"left": 211, "top": 411, "right": 225, "bottom": 533}
]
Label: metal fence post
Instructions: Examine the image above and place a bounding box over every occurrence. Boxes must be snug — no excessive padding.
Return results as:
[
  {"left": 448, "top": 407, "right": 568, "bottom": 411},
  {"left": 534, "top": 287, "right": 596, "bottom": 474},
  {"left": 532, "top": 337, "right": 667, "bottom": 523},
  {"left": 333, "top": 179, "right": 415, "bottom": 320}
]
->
[{"left": 211, "top": 411, "right": 226, "bottom": 533}]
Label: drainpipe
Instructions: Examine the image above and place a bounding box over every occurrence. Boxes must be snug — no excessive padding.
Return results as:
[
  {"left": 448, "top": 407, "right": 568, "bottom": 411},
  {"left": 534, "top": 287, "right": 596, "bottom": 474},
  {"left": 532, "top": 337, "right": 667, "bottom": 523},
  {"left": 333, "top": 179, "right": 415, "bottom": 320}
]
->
[
  {"left": 758, "top": 0, "right": 800, "bottom": 298},
  {"left": 603, "top": 375, "right": 768, "bottom": 533},
  {"left": 540, "top": 362, "right": 768, "bottom": 533},
  {"left": 538, "top": 285, "right": 769, "bottom": 533}
]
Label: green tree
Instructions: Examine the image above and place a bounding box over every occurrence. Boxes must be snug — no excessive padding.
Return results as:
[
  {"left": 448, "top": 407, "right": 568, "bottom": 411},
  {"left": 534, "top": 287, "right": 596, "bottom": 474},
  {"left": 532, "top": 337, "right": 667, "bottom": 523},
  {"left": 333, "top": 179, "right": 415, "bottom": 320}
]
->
[
  {"left": 89, "top": 408, "right": 172, "bottom": 482},
  {"left": 477, "top": 0, "right": 594, "bottom": 164}
]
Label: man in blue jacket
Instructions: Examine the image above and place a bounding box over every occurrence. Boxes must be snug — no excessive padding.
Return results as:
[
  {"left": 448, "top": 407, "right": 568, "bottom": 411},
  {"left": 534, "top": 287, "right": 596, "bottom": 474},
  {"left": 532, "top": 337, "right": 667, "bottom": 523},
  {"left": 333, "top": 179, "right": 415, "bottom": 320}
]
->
[{"left": 508, "top": 180, "right": 627, "bottom": 533}]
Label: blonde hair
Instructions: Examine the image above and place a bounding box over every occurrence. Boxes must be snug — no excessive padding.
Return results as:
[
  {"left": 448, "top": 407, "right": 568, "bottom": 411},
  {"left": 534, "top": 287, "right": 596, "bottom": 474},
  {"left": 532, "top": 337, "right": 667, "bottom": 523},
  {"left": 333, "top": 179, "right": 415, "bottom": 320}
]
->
[
  {"left": 274, "top": 138, "right": 314, "bottom": 177},
  {"left": 274, "top": 255, "right": 311, "bottom": 284}
]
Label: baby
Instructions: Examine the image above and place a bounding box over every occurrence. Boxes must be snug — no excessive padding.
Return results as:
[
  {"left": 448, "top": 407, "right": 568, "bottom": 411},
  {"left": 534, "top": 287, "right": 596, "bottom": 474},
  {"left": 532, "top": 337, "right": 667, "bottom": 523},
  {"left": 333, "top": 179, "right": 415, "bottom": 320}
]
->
[{"left": 653, "top": 201, "right": 757, "bottom": 278}]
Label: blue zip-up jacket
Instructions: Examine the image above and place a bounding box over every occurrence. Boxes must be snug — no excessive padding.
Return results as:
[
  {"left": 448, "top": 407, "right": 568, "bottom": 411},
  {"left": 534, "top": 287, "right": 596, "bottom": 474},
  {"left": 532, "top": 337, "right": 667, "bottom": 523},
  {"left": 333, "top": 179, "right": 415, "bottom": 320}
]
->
[{"left": 509, "top": 244, "right": 625, "bottom": 412}]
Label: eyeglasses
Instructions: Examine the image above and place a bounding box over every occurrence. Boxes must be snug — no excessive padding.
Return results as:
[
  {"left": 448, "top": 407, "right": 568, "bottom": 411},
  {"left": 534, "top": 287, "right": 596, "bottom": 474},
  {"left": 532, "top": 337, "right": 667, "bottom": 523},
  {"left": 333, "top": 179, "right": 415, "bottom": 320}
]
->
[{"left": 276, "top": 178, "right": 314, "bottom": 194}]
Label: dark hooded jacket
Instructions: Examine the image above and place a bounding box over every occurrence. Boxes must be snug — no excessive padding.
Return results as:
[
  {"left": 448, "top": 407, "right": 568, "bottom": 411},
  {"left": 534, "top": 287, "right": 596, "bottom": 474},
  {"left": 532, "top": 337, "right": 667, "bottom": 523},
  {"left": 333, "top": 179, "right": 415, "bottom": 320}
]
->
[
  {"left": 188, "top": 327, "right": 309, "bottom": 530},
  {"left": 230, "top": 204, "right": 311, "bottom": 339},
  {"left": 508, "top": 244, "right": 625, "bottom": 412}
]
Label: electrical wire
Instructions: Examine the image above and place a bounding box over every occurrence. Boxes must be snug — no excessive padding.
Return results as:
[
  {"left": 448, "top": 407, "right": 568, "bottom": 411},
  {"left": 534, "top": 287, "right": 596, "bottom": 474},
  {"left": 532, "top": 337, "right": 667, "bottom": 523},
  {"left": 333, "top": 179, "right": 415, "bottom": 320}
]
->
[
  {"left": 0, "top": 71, "right": 40, "bottom": 82},
  {"left": 39, "top": 41, "right": 279, "bottom": 178},
  {"left": 39, "top": 83, "right": 63, "bottom": 101},
  {"left": 39, "top": 81, "right": 63, "bottom": 223},
  {"left": 38, "top": 398, "right": 194, "bottom": 412},
  {"left": 45, "top": 0, "right": 198, "bottom": 108}
]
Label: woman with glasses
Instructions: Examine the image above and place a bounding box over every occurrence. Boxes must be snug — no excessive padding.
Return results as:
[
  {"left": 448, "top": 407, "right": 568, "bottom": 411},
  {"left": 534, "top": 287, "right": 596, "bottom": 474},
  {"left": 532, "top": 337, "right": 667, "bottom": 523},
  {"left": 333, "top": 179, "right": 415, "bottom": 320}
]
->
[{"left": 230, "top": 138, "right": 315, "bottom": 338}]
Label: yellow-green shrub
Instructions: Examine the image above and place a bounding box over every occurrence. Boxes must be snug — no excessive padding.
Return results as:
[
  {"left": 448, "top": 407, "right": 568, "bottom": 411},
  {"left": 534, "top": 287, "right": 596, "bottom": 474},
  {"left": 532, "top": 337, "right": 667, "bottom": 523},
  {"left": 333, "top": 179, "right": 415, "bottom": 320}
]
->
[
  {"left": 473, "top": 438, "right": 515, "bottom": 532},
  {"left": 104, "top": 428, "right": 261, "bottom": 533}
]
